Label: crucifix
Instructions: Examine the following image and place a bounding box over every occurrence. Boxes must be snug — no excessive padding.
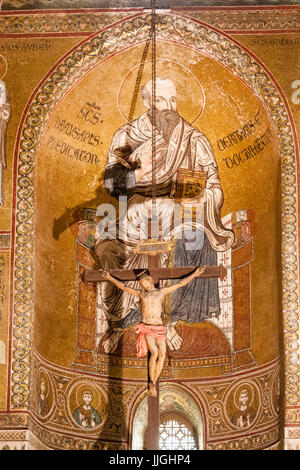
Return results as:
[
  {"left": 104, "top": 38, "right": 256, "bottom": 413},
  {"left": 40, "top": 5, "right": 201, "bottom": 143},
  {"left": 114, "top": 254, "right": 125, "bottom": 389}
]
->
[
  {"left": 83, "top": 254, "right": 226, "bottom": 451},
  {"left": 83, "top": 1, "right": 228, "bottom": 450}
]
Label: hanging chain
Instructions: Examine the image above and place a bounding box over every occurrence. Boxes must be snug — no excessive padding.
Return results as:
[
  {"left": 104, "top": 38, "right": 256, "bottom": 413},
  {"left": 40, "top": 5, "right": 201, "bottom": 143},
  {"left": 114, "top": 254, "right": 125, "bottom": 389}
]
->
[
  {"left": 128, "top": 38, "right": 151, "bottom": 123},
  {"left": 151, "top": 0, "right": 157, "bottom": 229}
]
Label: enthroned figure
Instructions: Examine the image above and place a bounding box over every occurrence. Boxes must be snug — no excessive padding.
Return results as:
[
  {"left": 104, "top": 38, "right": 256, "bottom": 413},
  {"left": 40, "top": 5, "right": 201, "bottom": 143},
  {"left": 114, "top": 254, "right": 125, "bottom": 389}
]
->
[
  {"left": 95, "top": 76, "right": 234, "bottom": 353},
  {"left": 102, "top": 267, "right": 204, "bottom": 396}
]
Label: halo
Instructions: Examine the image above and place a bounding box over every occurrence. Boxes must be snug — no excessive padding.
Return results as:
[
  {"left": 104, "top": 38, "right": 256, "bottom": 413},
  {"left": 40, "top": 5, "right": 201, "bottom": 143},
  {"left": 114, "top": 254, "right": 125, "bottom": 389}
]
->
[
  {"left": 37, "top": 370, "right": 49, "bottom": 398},
  {"left": 233, "top": 383, "right": 254, "bottom": 409},
  {"left": 75, "top": 383, "right": 102, "bottom": 411},
  {"left": 0, "top": 55, "right": 8, "bottom": 81},
  {"left": 117, "top": 59, "right": 205, "bottom": 125}
]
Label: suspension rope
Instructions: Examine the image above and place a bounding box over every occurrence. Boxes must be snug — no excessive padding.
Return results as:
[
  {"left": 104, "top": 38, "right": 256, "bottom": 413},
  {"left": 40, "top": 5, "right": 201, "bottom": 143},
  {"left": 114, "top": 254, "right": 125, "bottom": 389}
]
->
[
  {"left": 151, "top": 0, "right": 157, "bottom": 228},
  {"left": 128, "top": 38, "right": 151, "bottom": 123}
]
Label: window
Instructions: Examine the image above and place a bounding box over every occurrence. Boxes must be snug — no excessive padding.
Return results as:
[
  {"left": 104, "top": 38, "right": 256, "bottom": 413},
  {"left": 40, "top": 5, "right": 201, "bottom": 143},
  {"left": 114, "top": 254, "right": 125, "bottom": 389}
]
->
[{"left": 159, "top": 414, "right": 197, "bottom": 450}]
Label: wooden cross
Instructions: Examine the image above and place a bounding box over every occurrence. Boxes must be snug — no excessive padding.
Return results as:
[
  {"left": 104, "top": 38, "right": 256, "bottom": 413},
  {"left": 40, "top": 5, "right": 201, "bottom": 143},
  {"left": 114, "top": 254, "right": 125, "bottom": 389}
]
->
[
  {"left": 82, "top": 263, "right": 226, "bottom": 285},
  {"left": 83, "top": 246, "right": 226, "bottom": 449}
]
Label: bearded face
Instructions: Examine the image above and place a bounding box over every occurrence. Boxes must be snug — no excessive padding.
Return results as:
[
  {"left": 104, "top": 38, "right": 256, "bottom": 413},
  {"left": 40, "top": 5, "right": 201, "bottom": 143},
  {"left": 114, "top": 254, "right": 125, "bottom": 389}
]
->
[
  {"left": 149, "top": 107, "right": 180, "bottom": 142},
  {"left": 142, "top": 78, "right": 179, "bottom": 142}
]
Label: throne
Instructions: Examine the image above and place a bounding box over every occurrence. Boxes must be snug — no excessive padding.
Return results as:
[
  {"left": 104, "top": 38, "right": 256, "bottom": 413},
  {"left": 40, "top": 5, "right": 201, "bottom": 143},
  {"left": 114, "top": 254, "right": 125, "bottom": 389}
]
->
[{"left": 69, "top": 207, "right": 257, "bottom": 375}]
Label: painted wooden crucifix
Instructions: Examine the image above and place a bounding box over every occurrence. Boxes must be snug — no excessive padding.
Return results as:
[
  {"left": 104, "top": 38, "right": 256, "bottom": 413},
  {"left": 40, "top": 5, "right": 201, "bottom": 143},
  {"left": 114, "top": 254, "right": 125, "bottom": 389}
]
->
[
  {"left": 84, "top": 261, "right": 225, "bottom": 398},
  {"left": 83, "top": 253, "right": 226, "bottom": 449}
]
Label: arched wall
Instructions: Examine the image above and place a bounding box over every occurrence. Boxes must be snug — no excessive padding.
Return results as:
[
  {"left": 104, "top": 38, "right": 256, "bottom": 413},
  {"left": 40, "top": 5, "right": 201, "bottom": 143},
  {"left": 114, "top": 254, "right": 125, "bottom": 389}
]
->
[
  {"left": 8, "top": 11, "right": 296, "bottom": 449},
  {"left": 131, "top": 383, "right": 205, "bottom": 450}
]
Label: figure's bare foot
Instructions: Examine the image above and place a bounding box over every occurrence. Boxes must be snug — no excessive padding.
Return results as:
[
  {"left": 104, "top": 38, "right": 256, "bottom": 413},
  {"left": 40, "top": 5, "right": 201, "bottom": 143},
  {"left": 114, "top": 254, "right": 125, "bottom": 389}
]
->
[
  {"left": 148, "top": 383, "right": 157, "bottom": 397},
  {"left": 166, "top": 324, "right": 183, "bottom": 351},
  {"left": 103, "top": 329, "right": 123, "bottom": 353}
]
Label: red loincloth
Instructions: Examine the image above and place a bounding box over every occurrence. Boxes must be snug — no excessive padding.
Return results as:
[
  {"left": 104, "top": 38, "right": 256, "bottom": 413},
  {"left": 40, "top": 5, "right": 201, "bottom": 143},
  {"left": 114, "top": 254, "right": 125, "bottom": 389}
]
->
[{"left": 134, "top": 323, "right": 167, "bottom": 358}]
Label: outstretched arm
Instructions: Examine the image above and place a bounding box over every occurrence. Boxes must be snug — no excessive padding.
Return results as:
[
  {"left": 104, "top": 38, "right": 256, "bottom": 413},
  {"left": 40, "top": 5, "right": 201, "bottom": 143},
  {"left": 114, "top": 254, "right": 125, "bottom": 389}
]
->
[
  {"left": 161, "top": 267, "right": 205, "bottom": 295},
  {"left": 101, "top": 271, "right": 140, "bottom": 297}
]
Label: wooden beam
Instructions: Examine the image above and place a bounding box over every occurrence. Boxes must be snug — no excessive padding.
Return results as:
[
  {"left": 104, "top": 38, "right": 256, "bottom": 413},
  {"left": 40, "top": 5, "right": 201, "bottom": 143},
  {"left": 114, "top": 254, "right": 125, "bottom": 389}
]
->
[
  {"left": 144, "top": 378, "right": 160, "bottom": 450},
  {"left": 145, "top": 254, "right": 160, "bottom": 449},
  {"left": 82, "top": 265, "right": 227, "bottom": 283}
]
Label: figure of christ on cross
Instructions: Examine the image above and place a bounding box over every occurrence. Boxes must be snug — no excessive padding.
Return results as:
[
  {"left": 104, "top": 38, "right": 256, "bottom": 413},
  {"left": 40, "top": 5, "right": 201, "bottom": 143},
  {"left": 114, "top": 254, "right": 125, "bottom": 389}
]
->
[
  {"left": 102, "top": 266, "right": 204, "bottom": 397},
  {"left": 95, "top": 76, "right": 234, "bottom": 354}
]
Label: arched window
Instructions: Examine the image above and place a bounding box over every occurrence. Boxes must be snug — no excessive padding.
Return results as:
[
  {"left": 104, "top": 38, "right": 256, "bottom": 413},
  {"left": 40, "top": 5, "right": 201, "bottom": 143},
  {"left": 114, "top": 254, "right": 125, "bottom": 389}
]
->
[
  {"left": 159, "top": 412, "right": 198, "bottom": 450},
  {"left": 131, "top": 386, "right": 204, "bottom": 450}
]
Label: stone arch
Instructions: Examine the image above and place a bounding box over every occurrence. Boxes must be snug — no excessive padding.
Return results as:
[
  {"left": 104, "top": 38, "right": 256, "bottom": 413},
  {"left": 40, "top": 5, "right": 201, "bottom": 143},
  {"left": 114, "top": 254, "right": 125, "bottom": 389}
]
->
[{"left": 131, "top": 382, "right": 205, "bottom": 450}]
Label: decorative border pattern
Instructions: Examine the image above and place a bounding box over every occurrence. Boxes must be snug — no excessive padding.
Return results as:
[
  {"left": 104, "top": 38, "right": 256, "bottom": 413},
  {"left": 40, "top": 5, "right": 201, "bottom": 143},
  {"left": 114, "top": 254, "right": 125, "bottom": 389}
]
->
[
  {"left": 0, "top": 413, "right": 28, "bottom": 427},
  {"left": 206, "top": 425, "right": 280, "bottom": 450},
  {"left": 185, "top": 8, "right": 300, "bottom": 32},
  {"left": 2, "top": 0, "right": 300, "bottom": 9},
  {"left": 9, "top": 13, "right": 298, "bottom": 451},
  {"left": 285, "top": 426, "right": 300, "bottom": 450},
  {"left": 28, "top": 418, "right": 127, "bottom": 450},
  {"left": 196, "top": 361, "right": 280, "bottom": 442},
  {"left": 30, "top": 350, "right": 144, "bottom": 444},
  {"left": 0, "top": 429, "right": 26, "bottom": 439},
  {"left": 0, "top": 12, "right": 130, "bottom": 35},
  {"left": 28, "top": 352, "right": 280, "bottom": 450},
  {"left": 0, "top": 8, "right": 299, "bottom": 35},
  {"left": 285, "top": 407, "right": 300, "bottom": 424},
  {"left": 0, "top": 429, "right": 28, "bottom": 450}
]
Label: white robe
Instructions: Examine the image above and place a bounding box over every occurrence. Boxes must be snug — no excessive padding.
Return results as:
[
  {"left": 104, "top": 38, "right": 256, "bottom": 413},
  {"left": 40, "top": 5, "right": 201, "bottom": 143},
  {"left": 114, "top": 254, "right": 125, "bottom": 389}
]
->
[{"left": 95, "top": 113, "right": 234, "bottom": 325}]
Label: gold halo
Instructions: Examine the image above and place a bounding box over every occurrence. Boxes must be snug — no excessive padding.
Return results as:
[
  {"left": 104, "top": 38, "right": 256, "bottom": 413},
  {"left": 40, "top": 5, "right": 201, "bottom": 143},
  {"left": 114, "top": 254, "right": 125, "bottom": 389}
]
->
[
  {"left": 233, "top": 383, "right": 254, "bottom": 409},
  {"left": 0, "top": 55, "right": 8, "bottom": 81},
  {"left": 75, "top": 383, "right": 100, "bottom": 410},
  {"left": 37, "top": 371, "right": 49, "bottom": 399},
  {"left": 117, "top": 59, "right": 205, "bottom": 125}
]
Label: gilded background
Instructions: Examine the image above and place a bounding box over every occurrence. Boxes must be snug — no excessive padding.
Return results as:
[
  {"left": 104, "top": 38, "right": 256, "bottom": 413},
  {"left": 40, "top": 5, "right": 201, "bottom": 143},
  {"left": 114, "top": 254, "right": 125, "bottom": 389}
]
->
[{"left": 0, "top": 1, "right": 299, "bottom": 451}]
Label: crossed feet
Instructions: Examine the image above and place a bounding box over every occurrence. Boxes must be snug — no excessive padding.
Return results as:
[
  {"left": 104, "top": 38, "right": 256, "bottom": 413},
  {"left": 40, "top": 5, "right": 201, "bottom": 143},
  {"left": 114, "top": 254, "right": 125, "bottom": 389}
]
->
[{"left": 102, "top": 324, "right": 183, "bottom": 353}]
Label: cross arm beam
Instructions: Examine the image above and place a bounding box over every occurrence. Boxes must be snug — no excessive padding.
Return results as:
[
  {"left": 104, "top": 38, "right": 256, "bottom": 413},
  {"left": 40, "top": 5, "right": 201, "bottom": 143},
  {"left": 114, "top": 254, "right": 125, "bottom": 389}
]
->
[{"left": 82, "top": 265, "right": 227, "bottom": 283}]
